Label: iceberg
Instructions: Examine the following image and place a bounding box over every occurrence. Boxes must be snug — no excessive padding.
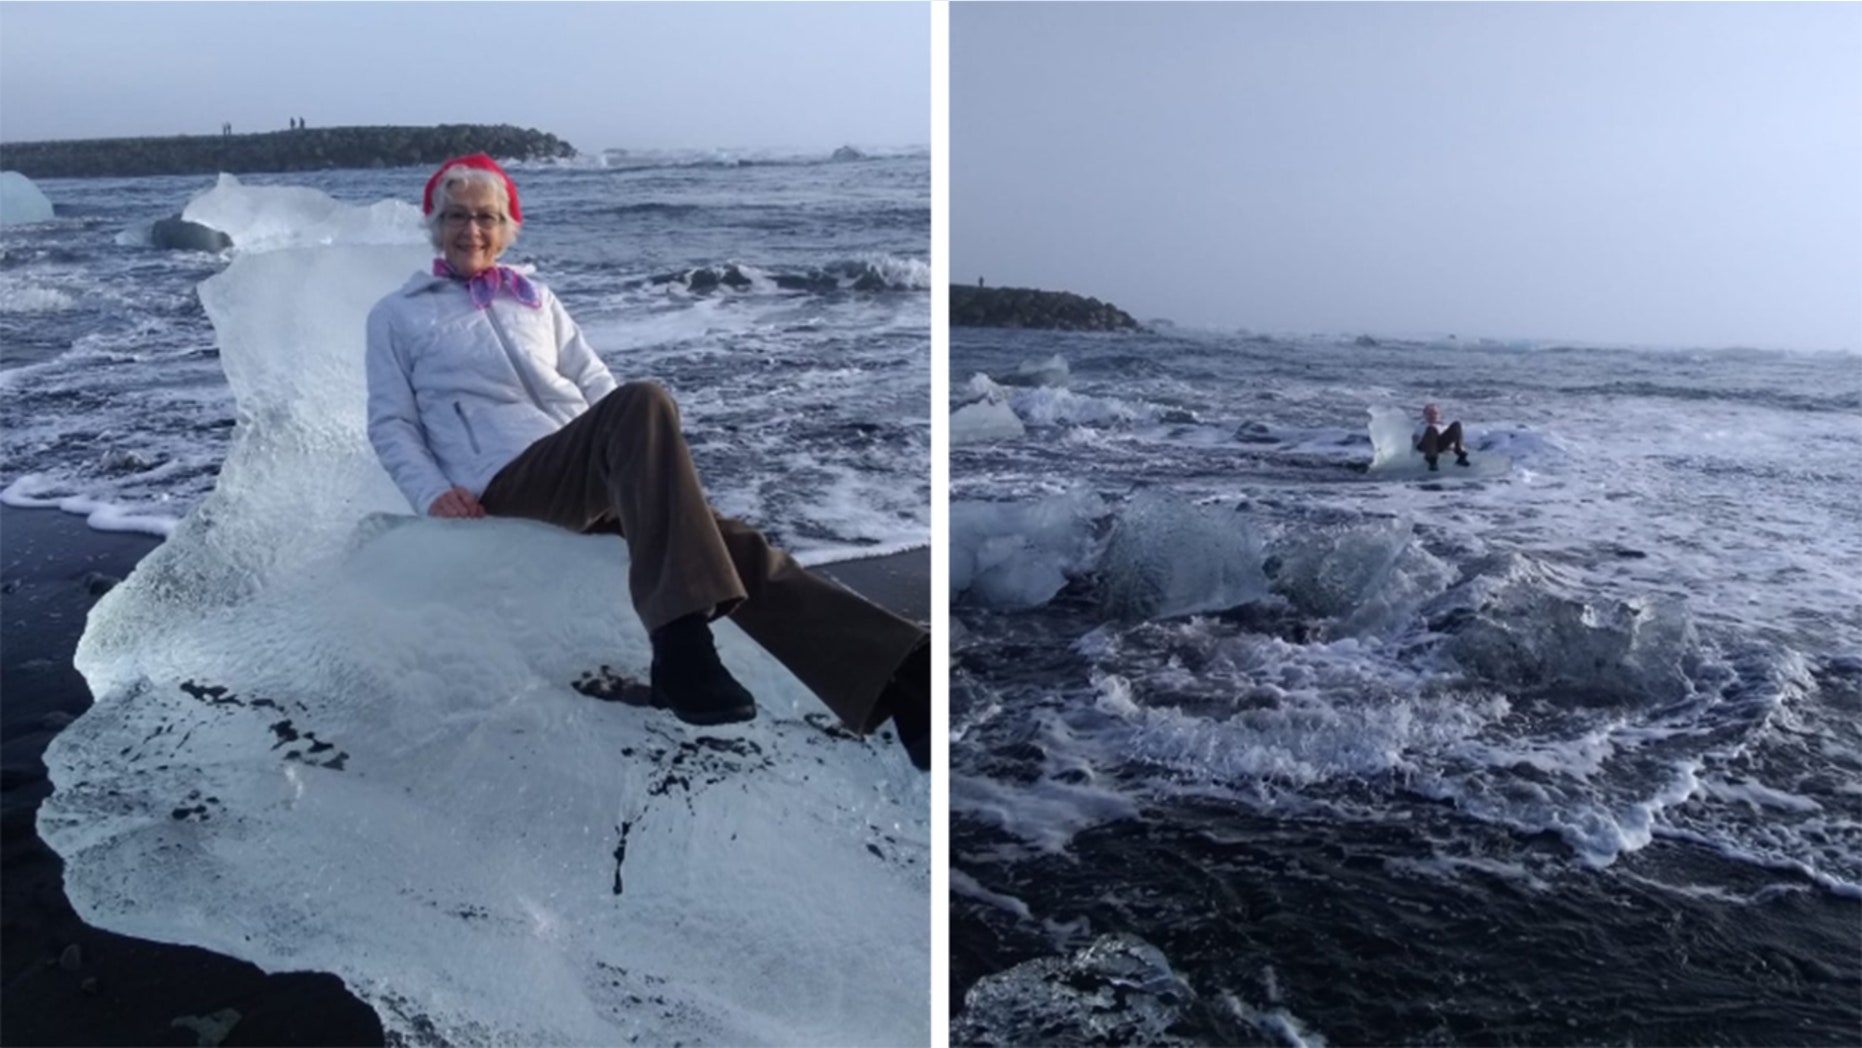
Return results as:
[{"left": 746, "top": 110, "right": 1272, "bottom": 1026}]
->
[
  {"left": 1367, "top": 404, "right": 1419, "bottom": 470},
  {"left": 182, "top": 172, "right": 424, "bottom": 251},
  {"left": 1, "top": 170, "right": 55, "bottom": 225},
  {"left": 951, "top": 399, "right": 1026, "bottom": 444},
  {"left": 951, "top": 490, "right": 1106, "bottom": 608},
  {"left": 41, "top": 180, "right": 927, "bottom": 1045},
  {"left": 1099, "top": 491, "right": 1269, "bottom": 621},
  {"left": 951, "top": 372, "right": 1025, "bottom": 445},
  {"left": 1365, "top": 404, "right": 1514, "bottom": 479}
]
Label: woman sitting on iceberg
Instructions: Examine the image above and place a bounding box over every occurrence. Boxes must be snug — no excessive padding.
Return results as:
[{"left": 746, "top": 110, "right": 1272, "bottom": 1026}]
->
[
  {"left": 1414, "top": 402, "right": 1470, "bottom": 471},
  {"left": 364, "top": 154, "right": 930, "bottom": 768}
]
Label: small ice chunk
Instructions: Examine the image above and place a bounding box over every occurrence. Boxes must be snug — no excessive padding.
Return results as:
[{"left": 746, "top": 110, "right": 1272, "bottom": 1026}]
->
[
  {"left": 1099, "top": 491, "right": 1269, "bottom": 620},
  {"left": 955, "top": 934, "right": 1196, "bottom": 1046},
  {"left": 182, "top": 173, "right": 424, "bottom": 253},
  {"left": 951, "top": 399, "right": 1025, "bottom": 444},
  {"left": 951, "top": 490, "right": 1106, "bottom": 608},
  {"left": 0, "top": 171, "right": 55, "bottom": 226}
]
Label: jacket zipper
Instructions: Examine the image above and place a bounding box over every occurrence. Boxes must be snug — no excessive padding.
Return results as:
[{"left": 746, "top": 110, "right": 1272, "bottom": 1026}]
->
[
  {"left": 484, "top": 306, "right": 568, "bottom": 424},
  {"left": 453, "top": 401, "right": 482, "bottom": 454}
]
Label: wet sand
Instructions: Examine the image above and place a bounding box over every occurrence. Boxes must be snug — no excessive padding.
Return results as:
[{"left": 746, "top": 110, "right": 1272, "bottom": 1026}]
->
[
  {"left": 0, "top": 504, "right": 929, "bottom": 1045},
  {"left": 817, "top": 545, "right": 931, "bottom": 624}
]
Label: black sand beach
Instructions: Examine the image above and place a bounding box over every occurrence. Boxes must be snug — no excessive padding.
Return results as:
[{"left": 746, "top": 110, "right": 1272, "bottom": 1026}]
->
[{"left": 0, "top": 504, "right": 929, "bottom": 1046}]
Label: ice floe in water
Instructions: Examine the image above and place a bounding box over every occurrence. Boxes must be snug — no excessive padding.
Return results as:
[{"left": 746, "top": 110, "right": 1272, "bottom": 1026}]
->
[
  {"left": 1099, "top": 491, "right": 1270, "bottom": 621},
  {"left": 951, "top": 372, "right": 1026, "bottom": 444},
  {"left": 952, "top": 400, "right": 1026, "bottom": 445},
  {"left": 1365, "top": 403, "right": 1517, "bottom": 479},
  {"left": 41, "top": 179, "right": 927, "bottom": 1045},
  {"left": 951, "top": 489, "right": 1107, "bottom": 608},
  {"left": 1436, "top": 550, "right": 1699, "bottom": 704},
  {"left": 183, "top": 172, "right": 424, "bottom": 252},
  {"left": 1, "top": 170, "right": 55, "bottom": 225},
  {"left": 954, "top": 934, "right": 1196, "bottom": 1046},
  {"left": 1269, "top": 518, "right": 1457, "bottom": 638},
  {"left": 950, "top": 488, "right": 1270, "bottom": 621}
]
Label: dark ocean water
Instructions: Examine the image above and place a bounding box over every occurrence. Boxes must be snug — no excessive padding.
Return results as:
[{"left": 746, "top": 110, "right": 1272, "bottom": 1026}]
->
[{"left": 949, "top": 325, "right": 1861, "bottom": 1045}]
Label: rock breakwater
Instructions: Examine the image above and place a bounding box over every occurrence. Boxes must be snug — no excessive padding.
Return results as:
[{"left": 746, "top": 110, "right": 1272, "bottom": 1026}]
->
[
  {"left": 0, "top": 125, "right": 574, "bottom": 179},
  {"left": 950, "top": 284, "right": 1140, "bottom": 332}
]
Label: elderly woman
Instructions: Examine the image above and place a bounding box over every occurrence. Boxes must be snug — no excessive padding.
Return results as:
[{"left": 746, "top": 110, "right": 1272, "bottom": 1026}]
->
[
  {"left": 1414, "top": 402, "right": 1470, "bottom": 470},
  {"left": 364, "top": 154, "right": 930, "bottom": 769}
]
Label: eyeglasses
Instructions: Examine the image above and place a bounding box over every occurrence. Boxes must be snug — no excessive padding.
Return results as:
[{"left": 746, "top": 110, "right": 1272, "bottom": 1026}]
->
[{"left": 441, "top": 209, "right": 506, "bottom": 228}]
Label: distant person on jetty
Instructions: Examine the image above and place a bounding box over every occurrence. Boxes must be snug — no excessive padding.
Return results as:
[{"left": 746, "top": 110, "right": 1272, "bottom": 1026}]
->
[
  {"left": 1414, "top": 402, "right": 1469, "bottom": 471},
  {"left": 364, "top": 154, "right": 931, "bottom": 769}
]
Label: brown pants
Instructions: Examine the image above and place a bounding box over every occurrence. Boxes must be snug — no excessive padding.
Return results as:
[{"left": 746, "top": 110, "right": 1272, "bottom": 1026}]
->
[
  {"left": 480, "top": 382, "right": 926, "bottom": 732},
  {"left": 1418, "top": 421, "right": 1464, "bottom": 457}
]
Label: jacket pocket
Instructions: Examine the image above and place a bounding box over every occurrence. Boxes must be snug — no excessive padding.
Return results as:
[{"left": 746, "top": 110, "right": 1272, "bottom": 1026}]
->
[{"left": 453, "top": 401, "right": 482, "bottom": 455}]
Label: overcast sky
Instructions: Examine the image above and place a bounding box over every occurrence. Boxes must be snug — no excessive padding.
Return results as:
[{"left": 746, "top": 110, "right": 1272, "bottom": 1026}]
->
[
  {"left": 0, "top": 2, "right": 928, "bottom": 153},
  {"left": 953, "top": 2, "right": 1862, "bottom": 352}
]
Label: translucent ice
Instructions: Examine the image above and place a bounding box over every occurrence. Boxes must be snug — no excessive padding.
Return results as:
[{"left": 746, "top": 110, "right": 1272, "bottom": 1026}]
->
[
  {"left": 1366, "top": 404, "right": 1514, "bottom": 479},
  {"left": 1270, "top": 518, "right": 1457, "bottom": 636},
  {"left": 1, "top": 170, "right": 55, "bottom": 225},
  {"left": 954, "top": 933, "right": 1196, "bottom": 1046},
  {"left": 953, "top": 372, "right": 1027, "bottom": 444},
  {"left": 182, "top": 172, "right": 425, "bottom": 251},
  {"left": 1099, "top": 491, "right": 1270, "bottom": 621},
  {"left": 952, "top": 399, "right": 1027, "bottom": 444},
  {"left": 951, "top": 490, "right": 1107, "bottom": 608},
  {"left": 41, "top": 179, "right": 927, "bottom": 1046},
  {"left": 1441, "top": 552, "right": 1698, "bottom": 703},
  {"left": 1367, "top": 404, "right": 1418, "bottom": 469}
]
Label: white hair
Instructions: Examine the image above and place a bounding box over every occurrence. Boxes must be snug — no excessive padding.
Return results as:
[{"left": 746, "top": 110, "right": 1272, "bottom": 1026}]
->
[{"left": 424, "top": 165, "right": 520, "bottom": 251}]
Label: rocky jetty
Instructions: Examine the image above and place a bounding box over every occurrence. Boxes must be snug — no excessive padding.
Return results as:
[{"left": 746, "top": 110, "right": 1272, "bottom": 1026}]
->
[
  {"left": 0, "top": 125, "right": 575, "bottom": 179},
  {"left": 950, "top": 284, "right": 1141, "bottom": 332}
]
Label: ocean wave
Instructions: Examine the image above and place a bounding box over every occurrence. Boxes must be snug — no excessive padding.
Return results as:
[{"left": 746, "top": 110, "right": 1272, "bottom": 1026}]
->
[
  {"left": 1562, "top": 380, "right": 1860, "bottom": 414},
  {"left": 0, "top": 283, "right": 76, "bottom": 313},
  {"left": 638, "top": 254, "right": 929, "bottom": 296},
  {"left": 0, "top": 474, "right": 180, "bottom": 536}
]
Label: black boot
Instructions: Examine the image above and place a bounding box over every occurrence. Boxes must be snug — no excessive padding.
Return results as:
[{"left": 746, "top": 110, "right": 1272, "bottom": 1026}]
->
[
  {"left": 1455, "top": 451, "right": 1470, "bottom": 467},
  {"left": 649, "top": 613, "right": 756, "bottom": 726},
  {"left": 878, "top": 639, "right": 931, "bottom": 771},
  {"left": 1425, "top": 454, "right": 1439, "bottom": 472}
]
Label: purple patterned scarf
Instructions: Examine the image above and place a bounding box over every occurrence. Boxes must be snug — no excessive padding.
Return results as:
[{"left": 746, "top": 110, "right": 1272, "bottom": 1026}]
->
[{"left": 432, "top": 258, "right": 542, "bottom": 310}]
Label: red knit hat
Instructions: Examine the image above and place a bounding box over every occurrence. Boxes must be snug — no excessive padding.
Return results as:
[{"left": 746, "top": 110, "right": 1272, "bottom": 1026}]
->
[{"left": 423, "top": 154, "right": 522, "bottom": 224}]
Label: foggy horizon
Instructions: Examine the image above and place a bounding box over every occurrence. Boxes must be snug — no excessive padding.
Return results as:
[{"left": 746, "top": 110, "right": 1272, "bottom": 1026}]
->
[
  {"left": 0, "top": 3, "right": 930, "bottom": 154},
  {"left": 953, "top": 3, "right": 1862, "bottom": 354}
]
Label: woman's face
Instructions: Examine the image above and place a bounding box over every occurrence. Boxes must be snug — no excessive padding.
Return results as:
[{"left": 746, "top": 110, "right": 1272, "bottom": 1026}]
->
[{"left": 439, "top": 180, "right": 512, "bottom": 277}]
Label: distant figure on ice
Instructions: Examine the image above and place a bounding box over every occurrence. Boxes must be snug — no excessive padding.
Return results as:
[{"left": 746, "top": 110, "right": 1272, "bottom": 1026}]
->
[
  {"left": 364, "top": 154, "right": 931, "bottom": 769},
  {"left": 1414, "top": 403, "right": 1469, "bottom": 471}
]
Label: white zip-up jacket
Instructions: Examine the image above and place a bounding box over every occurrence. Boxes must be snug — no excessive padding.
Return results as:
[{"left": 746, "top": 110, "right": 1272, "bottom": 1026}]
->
[{"left": 365, "top": 269, "right": 619, "bottom": 514}]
